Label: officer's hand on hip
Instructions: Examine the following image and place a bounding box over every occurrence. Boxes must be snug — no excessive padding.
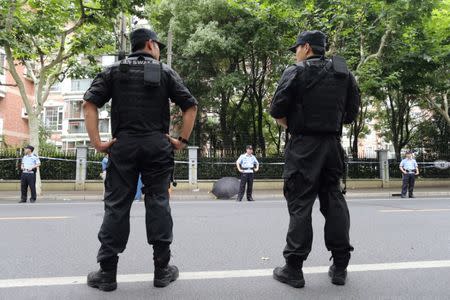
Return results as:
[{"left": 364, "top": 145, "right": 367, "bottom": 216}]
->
[
  {"left": 166, "top": 135, "right": 186, "bottom": 150},
  {"left": 94, "top": 139, "right": 117, "bottom": 153}
]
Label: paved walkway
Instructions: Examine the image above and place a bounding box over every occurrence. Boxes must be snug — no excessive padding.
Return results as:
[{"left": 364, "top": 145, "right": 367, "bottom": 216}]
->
[{"left": 1, "top": 187, "right": 449, "bottom": 202}]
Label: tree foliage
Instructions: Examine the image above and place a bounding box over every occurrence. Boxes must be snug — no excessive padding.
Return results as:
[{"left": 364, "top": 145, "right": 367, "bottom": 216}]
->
[{"left": 0, "top": 0, "right": 447, "bottom": 161}]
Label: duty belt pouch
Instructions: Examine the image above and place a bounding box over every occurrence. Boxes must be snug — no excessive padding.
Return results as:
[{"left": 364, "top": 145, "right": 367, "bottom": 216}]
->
[
  {"left": 332, "top": 55, "right": 349, "bottom": 77},
  {"left": 144, "top": 63, "right": 161, "bottom": 87}
]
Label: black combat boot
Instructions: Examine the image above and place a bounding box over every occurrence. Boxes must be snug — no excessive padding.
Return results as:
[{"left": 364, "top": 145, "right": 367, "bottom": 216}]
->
[
  {"left": 328, "top": 264, "right": 347, "bottom": 285},
  {"left": 87, "top": 256, "right": 118, "bottom": 291},
  {"left": 87, "top": 269, "right": 117, "bottom": 291},
  {"left": 154, "top": 265, "right": 179, "bottom": 287},
  {"left": 329, "top": 252, "right": 350, "bottom": 286},
  {"left": 273, "top": 258, "right": 305, "bottom": 288},
  {"left": 153, "top": 244, "right": 179, "bottom": 288}
]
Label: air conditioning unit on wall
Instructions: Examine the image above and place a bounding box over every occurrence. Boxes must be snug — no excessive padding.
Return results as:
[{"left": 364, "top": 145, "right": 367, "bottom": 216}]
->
[
  {"left": 21, "top": 108, "right": 28, "bottom": 119},
  {"left": 0, "top": 76, "right": 6, "bottom": 98}
]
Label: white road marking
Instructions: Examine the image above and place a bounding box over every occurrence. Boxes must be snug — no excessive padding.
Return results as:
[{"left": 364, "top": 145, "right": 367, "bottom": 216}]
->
[
  {"left": 0, "top": 216, "right": 72, "bottom": 221},
  {"left": 379, "top": 209, "right": 450, "bottom": 213},
  {"left": 0, "top": 260, "right": 449, "bottom": 289}
]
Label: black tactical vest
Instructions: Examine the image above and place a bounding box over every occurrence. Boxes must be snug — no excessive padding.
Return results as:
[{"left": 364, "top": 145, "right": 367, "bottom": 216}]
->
[
  {"left": 109, "top": 55, "right": 169, "bottom": 136},
  {"left": 287, "top": 57, "right": 350, "bottom": 135}
]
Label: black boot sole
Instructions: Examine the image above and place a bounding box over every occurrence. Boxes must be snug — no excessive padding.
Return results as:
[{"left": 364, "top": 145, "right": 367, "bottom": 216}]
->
[
  {"left": 87, "top": 280, "right": 117, "bottom": 292},
  {"left": 154, "top": 269, "right": 179, "bottom": 288},
  {"left": 273, "top": 272, "right": 305, "bottom": 288}
]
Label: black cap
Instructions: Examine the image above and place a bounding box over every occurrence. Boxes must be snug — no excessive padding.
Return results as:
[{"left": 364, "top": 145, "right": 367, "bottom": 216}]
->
[
  {"left": 246, "top": 145, "right": 253, "bottom": 150},
  {"left": 289, "top": 30, "right": 327, "bottom": 53},
  {"left": 25, "top": 145, "right": 34, "bottom": 152},
  {"left": 130, "top": 28, "right": 166, "bottom": 51}
]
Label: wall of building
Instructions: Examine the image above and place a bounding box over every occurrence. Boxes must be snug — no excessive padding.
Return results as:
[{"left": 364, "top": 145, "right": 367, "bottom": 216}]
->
[{"left": 0, "top": 61, "right": 34, "bottom": 147}]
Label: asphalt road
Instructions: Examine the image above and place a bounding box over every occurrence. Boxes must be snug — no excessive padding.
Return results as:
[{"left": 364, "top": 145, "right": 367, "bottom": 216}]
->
[{"left": 0, "top": 195, "right": 449, "bottom": 299}]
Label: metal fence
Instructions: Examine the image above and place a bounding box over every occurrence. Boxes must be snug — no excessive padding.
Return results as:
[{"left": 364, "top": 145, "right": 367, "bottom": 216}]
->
[{"left": 1, "top": 151, "right": 449, "bottom": 180}]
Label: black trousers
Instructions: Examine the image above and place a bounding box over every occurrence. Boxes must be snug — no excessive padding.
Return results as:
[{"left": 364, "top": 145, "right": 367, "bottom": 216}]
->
[
  {"left": 282, "top": 135, "right": 354, "bottom": 266},
  {"left": 97, "top": 132, "right": 174, "bottom": 265},
  {"left": 237, "top": 172, "right": 254, "bottom": 200},
  {"left": 21, "top": 173, "right": 36, "bottom": 202},
  {"left": 401, "top": 173, "right": 415, "bottom": 196}
]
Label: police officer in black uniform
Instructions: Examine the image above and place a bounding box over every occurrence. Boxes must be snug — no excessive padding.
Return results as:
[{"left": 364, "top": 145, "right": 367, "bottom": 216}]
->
[
  {"left": 83, "top": 28, "right": 197, "bottom": 292},
  {"left": 270, "top": 30, "right": 360, "bottom": 288}
]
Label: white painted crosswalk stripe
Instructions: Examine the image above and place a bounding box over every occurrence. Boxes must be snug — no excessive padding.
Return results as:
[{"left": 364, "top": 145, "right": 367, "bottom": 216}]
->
[
  {"left": 0, "top": 260, "right": 449, "bottom": 289},
  {"left": 0, "top": 216, "right": 72, "bottom": 221},
  {"left": 379, "top": 208, "right": 450, "bottom": 212}
]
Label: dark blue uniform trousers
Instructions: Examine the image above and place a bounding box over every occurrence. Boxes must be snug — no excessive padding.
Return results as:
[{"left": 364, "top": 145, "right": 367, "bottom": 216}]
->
[
  {"left": 97, "top": 132, "right": 174, "bottom": 267},
  {"left": 237, "top": 172, "right": 254, "bottom": 201},
  {"left": 401, "top": 173, "right": 415, "bottom": 196},
  {"left": 20, "top": 173, "right": 36, "bottom": 202},
  {"left": 282, "top": 135, "right": 354, "bottom": 268}
]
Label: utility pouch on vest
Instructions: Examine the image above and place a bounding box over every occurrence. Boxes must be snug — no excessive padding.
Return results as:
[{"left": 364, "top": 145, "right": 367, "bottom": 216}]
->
[
  {"left": 118, "top": 61, "right": 130, "bottom": 82},
  {"left": 332, "top": 55, "right": 349, "bottom": 77},
  {"left": 144, "top": 63, "right": 161, "bottom": 87}
]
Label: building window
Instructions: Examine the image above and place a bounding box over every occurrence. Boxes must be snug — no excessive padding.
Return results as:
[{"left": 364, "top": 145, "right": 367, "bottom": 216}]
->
[
  {"left": 44, "top": 106, "right": 63, "bottom": 131},
  {"left": 68, "top": 120, "right": 86, "bottom": 134},
  {"left": 63, "top": 141, "right": 76, "bottom": 153},
  {"left": 71, "top": 79, "right": 92, "bottom": 92},
  {"left": 49, "top": 82, "right": 61, "bottom": 92},
  {"left": 99, "top": 119, "right": 110, "bottom": 133},
  {"left": 67, "top": 100, "right": 83, "bottom": 118}
]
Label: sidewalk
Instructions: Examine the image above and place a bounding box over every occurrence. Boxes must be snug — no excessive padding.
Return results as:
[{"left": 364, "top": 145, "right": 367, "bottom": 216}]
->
[{"left": 0, "top": 187, "right": 449, "bottom": 202}]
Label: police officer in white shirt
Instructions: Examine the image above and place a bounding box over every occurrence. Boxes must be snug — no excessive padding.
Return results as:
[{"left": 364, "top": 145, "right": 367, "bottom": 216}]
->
[
  {"left": 19, "top": 145, "right": 41, "bottom": 203},
  {"left": 236, "top": 145, "right": 259, "bottom": 201},
  {"left": 399, "top": 150, "right": 419, "bottom": 198}
]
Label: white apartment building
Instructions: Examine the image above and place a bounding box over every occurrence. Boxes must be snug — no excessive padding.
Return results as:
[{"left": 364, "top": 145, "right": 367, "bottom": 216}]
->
[{"left": 43, "top": 56, "right": 115, "bottom": 152}]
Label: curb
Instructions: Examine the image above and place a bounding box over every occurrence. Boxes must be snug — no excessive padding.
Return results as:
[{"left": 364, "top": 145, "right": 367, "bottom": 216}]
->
[{"left": 1, "top": 192, "right": 449, "bottom": 202}]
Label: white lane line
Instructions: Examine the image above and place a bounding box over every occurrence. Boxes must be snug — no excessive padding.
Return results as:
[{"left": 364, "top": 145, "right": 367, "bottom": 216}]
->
[
  {"left": 0, "top": 260, "right": 449, "bottom": 289},
  {"left": 379, "top": 209, "right": 450, "bottom": 213},
  {"left": 0, "top": 216, "right": 73, "bottom": 221}
]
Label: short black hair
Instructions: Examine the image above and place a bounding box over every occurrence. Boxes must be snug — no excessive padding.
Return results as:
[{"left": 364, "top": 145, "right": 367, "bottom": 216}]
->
[{"left": 132, "top": 40, "right": 147, "bottom": 52}]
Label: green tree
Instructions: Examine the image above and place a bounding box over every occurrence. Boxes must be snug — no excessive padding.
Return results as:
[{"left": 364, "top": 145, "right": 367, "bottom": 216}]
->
[
  {"left": 148, "top": 0, "right": 300, "bottom": 157},
  {"left": 422, "top": 0, "right": 450, "bottom": 125},
  {"left": 0, "top": 0, "right": 144, "bottom": 154},
  {"left": 0, "top": 0, "right": 144, "bottom": 191},
  {"left": 374, "top": 0, "right": 441, "bottom": 159}
]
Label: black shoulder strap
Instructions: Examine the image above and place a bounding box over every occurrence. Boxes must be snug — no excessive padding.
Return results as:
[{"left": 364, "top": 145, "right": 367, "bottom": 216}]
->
[
  {"left": 304, "top": 60, "right": 332, "bottom": 90},
  {"left": 295, "top": 59, "right": 332, "bottom": 91}
]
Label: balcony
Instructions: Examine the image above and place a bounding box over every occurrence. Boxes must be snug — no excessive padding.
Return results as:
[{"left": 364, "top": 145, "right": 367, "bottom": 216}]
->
[{"left": 67, "top": 119, "right": 110, "bottom": 135}]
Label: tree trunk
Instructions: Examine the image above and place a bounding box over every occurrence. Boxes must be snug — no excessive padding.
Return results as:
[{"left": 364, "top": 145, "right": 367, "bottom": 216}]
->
[
  {"left": 352, "top": 130, "right": 359, "bottom": 159},
  {"left": 220, "top": 94, "right": 231, "bottom": 151},
  {"left": 256, "top": 96, "right": 266, "bottom": 157},
  {"left": 28, "top": 114, "right": 42, "bottom": 195}
]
